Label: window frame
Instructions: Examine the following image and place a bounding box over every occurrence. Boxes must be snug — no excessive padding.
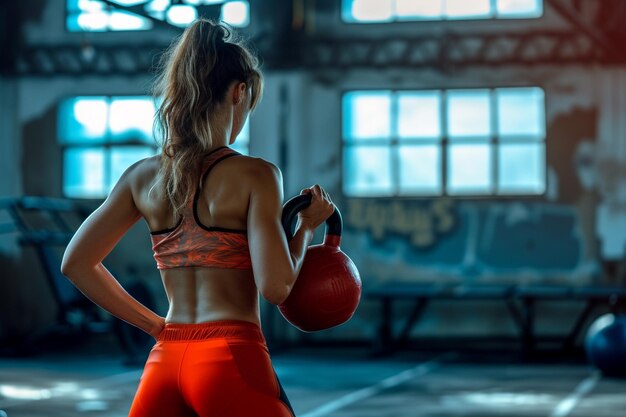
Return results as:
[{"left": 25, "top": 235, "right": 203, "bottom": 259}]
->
[
  {"left": 340, "top": 86, "right": 548, "bottom": 200},
  {"left": 58, "top": 94, "right": 160, "bottom": 199},
  {"left": 64, "top": 0, "right": 251, "bottom": 33},
  {"left": 58, "top": 93, "right": 252, "bottom": 199},
  {"left": 340, "top": 0, "right": 544, "bottom": 25},
  {"left": 65, "top": 0, "right": 154, "bottom": 33}
]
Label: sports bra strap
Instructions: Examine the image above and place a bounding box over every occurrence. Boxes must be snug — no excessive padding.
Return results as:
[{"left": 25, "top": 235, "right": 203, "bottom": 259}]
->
[
  {"left": 179, "top": 146, "right": 241, "bottom": 214},
  {"left": 199, "top": 147, "right": 241, "bottom": 185},
  {"left": 186, "top": 147, "right": 241, "bottom": 211}
]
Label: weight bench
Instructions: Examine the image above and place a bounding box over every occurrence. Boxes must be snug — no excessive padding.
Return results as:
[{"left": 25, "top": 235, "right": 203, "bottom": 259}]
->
[{"left": 366, "top": 282, "right": 626, "bottom": 356}]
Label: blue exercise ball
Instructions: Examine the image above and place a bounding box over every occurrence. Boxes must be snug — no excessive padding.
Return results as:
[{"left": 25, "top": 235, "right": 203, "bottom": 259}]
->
[{"left": 584, "top": 314, "right": 626, "bottom": 377}]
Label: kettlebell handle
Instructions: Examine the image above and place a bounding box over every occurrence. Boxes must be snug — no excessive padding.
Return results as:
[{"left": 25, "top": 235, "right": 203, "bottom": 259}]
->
[{"left": 282, "top": 194, "right": 342, "bottom": 243}]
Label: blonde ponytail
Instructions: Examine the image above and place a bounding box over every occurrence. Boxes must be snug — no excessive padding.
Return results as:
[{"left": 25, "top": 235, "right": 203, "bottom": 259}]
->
[{"left": 152, "top": 19, "right": 263, "bottom": 216}]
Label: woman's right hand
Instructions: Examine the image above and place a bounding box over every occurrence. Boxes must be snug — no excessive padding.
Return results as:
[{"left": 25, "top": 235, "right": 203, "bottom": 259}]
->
[{"left": 297, "top": 185, "right": 335, "bottom": 231}]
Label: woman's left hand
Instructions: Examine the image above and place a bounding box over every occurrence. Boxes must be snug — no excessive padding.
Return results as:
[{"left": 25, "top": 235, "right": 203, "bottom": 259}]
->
[{"left": 149, "top": 316, "right": 166, "bottom": 340}]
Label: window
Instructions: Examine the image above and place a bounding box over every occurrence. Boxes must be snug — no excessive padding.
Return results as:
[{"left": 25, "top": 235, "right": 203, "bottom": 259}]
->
[
  {"left": 342, "top": 87, "right": 546, "bottom": 197},
  {"left": 58, "top": 96, "right": 158, "bottom": 198},
  {"left": 58, "top": 96, "right": 251, "bottom": 198},
  {"left": 342, "top": 0, "right": 542, "bottom": 23},
  {"left": 66, "top": 0, "right": 250, "bottom": 32}
]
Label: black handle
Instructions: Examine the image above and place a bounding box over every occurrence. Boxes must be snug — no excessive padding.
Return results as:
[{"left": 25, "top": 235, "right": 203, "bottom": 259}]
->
[{"left": 281, "top": 194, "right": 342, "bottom": 242}]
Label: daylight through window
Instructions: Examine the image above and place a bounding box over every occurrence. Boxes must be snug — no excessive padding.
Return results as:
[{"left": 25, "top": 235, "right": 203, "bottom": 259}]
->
[{"left": 342, "top": 87, "right": 546, "bottom": 197}]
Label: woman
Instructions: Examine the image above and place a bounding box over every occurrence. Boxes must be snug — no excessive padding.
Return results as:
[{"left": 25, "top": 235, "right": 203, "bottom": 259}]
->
[{"left": 61, "top": 19, "right": 334, "bottom": 417}]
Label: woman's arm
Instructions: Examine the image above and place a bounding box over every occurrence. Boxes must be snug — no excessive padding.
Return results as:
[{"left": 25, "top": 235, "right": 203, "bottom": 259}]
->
[
  {"left": 60, "top": 164, "right": 165, "bottom": 339},
  {"left": 247, "top": 161, "right": 334, "bottom": 305}
]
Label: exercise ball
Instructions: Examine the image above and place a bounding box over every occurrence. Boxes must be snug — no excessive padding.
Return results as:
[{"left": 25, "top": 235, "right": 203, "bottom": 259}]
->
[
  {"left": 584, "top": 313, "right": 626, "bottom": 377},
  {"left": 279, "top": 194, "right": 362, "bottom": 332}
]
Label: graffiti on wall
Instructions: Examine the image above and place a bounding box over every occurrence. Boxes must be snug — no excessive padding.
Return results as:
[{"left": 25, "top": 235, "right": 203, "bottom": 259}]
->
[
  {"left": 343, "top": 200, "right": 587, "bottom": 284},
  {"left": 345, "top": 198, "right": 457, "bottom": 248}
]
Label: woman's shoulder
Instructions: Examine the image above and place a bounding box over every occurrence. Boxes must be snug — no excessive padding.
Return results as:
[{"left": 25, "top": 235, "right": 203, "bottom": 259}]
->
[
  {"left": 228, "top": 154, "right": 281, "bottom": 177},
  {"left": 121, "top": 155, "right": 160, "bottom": 191},
  {"left": 130, "top": 155, "right": 159, "bottom": 176},
  {"left": 221, "top": 154, "right": 282, "bottom": 191}
]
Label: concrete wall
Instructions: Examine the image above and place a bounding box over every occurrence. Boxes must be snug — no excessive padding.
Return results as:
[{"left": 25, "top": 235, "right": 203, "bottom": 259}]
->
[{"left": 261, "top": 66, "right": 626, "bottom": 341}]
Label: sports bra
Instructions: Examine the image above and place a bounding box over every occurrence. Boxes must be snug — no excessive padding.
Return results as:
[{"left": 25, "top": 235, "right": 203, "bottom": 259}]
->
[{"left": 150, "top": 146, "right": 252, "bottom": 270}]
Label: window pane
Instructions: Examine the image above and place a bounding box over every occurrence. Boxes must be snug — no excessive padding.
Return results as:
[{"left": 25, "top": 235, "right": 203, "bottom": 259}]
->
[
  {"left": 58, "top": 97, "right": 109, "bottom": 144},
  {"left": 146, "top": 0, "right": 170, "bottom": 13},
  {"left": 399, "top": 145, "right": 441, "bottom": 193},
  {"left": 448, "top": 143, "right": 492, "bottom": 194},
  {"left": 497, "top": 0, "right": 543, "bottom": 17},
  {"left": 398, "top": 92, "right": 441, "bottom": 139},
  {"left": 396, "top": 0, "right": 443, "bottom": 19},
  {"left": 184, "top": 0, "right": 220, "bottom": 4},
  {"left": 64, "top": 148, "right": 105, "bottom": 198},
  {"left": 497, "top": 87, "right": 545, "bottom": 138},
  {"left": 77, "top": 0, "right": 105, "bottom": 12},
  {"left": 445, "top": 0, "right": 492, "bottom": 19},
  {"left": 498, "top": 143, "right": 545, "bottom": 193},
  {"left": 76, "top": 12, "right": 109, "bottom": 31},
  {"left": 447, "top": 90, "right": 491, "bottom": 138},
  {"left": 109, "top": 147, "right": 155, "bottom": 192},
  {"left": 343, "top": 146, "right": 392, "bottom": 196},
  {"left": 109, "top": 11, "right": 152, "bottom": 30},
  {"left": 221, "top": 1, "right": 250, "bottom": 27},
  {"left": 345, "top": 0, "right": 393, "bottom": 22},
  {"left": 68, "top": 0, "right": 248, "bottom": 31},
  {"left": 343, "top": 92, "right": 392, "bottom": 140},
  {"left": 109, "top": 97, "right": 156, "bottom": 143},
  {"left": 109, "top": 0, "right": 146, "bottom": 5},
  {"left": 166, "top": 4, "right": 198, "bottom": 26}
]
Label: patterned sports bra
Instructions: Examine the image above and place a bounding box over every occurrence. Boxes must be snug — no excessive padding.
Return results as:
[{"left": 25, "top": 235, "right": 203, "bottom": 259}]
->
[{"left": 150, "top": 146, "right": 252, "bottom": 270}]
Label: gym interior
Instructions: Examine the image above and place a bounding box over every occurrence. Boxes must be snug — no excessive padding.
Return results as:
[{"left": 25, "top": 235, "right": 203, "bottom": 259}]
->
[{"left": 1, "top": 1, "right": 626, "bottom": 416}]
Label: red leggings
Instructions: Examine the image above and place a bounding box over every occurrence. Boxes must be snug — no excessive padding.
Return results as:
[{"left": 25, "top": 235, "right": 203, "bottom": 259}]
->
[{"left": 129, "top": 320, "right": 295, "bottom": 417}]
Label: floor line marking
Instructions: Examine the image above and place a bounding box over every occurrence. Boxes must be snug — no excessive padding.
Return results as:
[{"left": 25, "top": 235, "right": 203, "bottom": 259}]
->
[
  {"left": 549, "top": 371, "right": 600, "bottom": 417},
  {"left": 300, "top": 354, "right": 451, "bottom": 417}
]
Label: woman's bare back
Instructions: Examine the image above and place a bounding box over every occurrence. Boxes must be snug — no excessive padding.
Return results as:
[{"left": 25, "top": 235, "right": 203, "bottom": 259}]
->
[{"left": 130, "top": 153, "right": 264, "bottom": 325}]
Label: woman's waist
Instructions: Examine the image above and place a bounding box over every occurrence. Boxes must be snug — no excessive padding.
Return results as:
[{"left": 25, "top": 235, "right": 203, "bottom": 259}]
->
[
  {"left": 158, "top": 319, "right": 265, "bottom": 343},
  {"left": 161, "top": 269, "right": 258, "bottom": 315}
]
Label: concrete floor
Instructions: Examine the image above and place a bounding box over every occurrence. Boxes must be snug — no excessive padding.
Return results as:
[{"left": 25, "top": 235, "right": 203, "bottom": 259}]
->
[{"left": 1, "top": 347, "right": 625, "bottom": 417}]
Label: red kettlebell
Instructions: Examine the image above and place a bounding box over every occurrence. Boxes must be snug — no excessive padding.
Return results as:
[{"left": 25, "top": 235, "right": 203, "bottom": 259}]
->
[{"left": 278, "top": 194, "right": 362, "bottom": 332}]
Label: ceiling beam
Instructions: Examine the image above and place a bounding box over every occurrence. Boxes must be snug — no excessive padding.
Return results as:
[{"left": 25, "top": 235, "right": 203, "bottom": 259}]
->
[
  {"left": 546, "top": 0, "right": 626, "bottom": 60},
  {"left": 8, "top": 30, "right": 625, "bottom": 77}
]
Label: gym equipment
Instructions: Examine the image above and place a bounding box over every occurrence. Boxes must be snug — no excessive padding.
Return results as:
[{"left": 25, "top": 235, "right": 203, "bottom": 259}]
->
[
  {"left": 367, "top": 283, "right": 626, "bottom": 356},
  {"left": 0, "top": 196, "right": 156, "bottom": 363},
  {"left": 279, "top": 194, "right": 361, "bottom": 332},
  {"left": 585, "top": 313, "right": 626, "bottom": 377}
]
